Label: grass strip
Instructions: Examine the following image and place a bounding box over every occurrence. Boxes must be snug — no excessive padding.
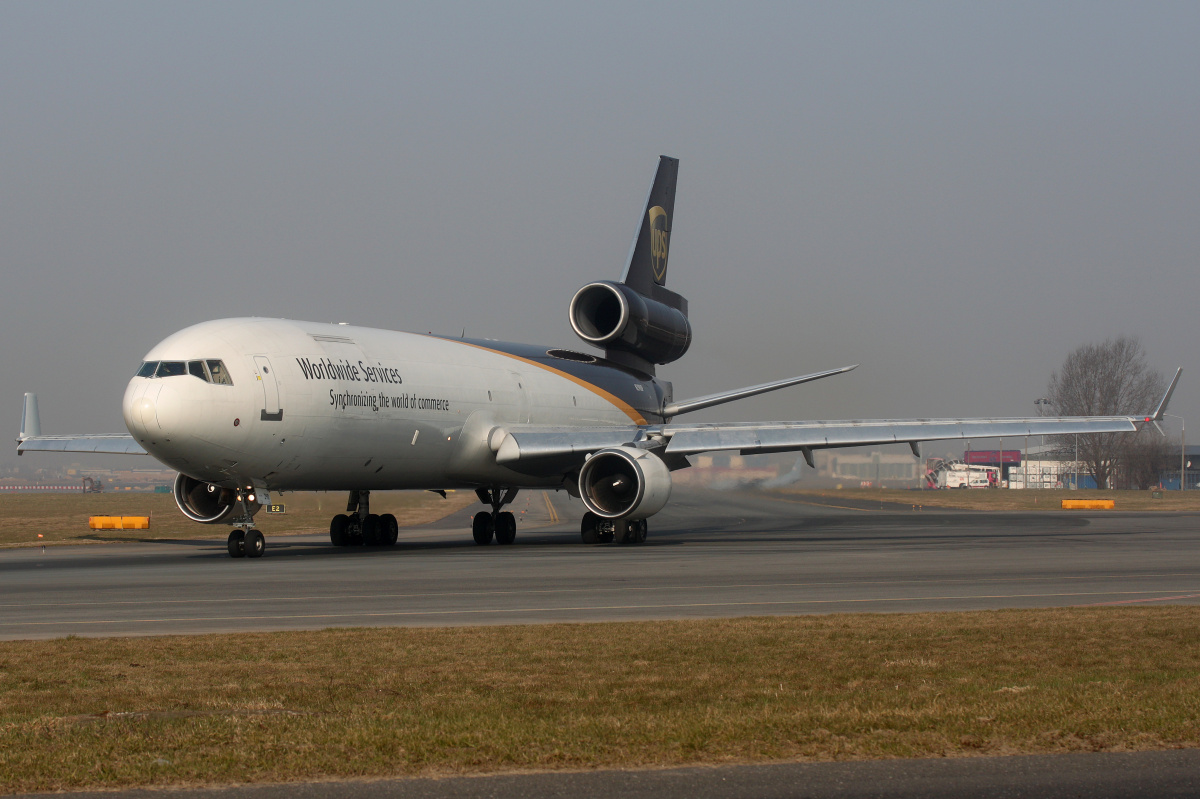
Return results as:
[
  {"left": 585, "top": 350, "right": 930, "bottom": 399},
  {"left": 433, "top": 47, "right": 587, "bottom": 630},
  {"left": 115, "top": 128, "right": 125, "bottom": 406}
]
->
[
  {"left": 778, "top": 487, "right": 1200, "bottom": 512},
  {"left": 0, "top": 491, "right": 475, "bottom": 548},
  {"left": 2, "top": 608, "right": 1199, "bottom": 792}
]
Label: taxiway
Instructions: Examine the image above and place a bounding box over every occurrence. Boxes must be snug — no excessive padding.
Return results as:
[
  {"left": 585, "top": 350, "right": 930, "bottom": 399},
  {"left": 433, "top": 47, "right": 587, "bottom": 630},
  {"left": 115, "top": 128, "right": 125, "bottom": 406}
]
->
[{"left": 2, "top": 487, "right": 1198, "bottom": 639}]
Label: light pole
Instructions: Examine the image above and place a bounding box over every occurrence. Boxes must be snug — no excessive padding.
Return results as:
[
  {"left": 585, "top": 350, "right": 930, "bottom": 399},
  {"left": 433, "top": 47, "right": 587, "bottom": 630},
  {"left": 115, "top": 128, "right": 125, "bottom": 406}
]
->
[
  {"left": 1164, "top": 414, "right": 1186, "bottom": 490},
  {"left": 1034, "top": 398, "right": 1052, "bottom": 490}
]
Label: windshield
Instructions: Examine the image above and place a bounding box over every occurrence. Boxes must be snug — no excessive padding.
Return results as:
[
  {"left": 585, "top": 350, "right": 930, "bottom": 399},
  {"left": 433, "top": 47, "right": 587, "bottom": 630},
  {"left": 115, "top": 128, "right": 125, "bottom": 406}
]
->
[{"left": 134, "top": 359, "right": 233, "bottom": 385}]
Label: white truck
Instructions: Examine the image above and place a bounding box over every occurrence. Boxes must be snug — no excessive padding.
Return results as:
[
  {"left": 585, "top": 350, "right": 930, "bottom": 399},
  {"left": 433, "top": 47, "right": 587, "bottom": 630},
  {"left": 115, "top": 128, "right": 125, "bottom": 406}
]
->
[{"left": 939, "top": 462, "right": 999, "bottom": 489}]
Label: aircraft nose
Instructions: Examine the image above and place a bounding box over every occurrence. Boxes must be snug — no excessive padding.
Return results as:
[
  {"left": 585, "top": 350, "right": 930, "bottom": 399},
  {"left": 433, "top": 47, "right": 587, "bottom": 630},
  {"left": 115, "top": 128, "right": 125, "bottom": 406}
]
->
[{"left": 123, "top": 380, "right": 158, "bottom": 438}]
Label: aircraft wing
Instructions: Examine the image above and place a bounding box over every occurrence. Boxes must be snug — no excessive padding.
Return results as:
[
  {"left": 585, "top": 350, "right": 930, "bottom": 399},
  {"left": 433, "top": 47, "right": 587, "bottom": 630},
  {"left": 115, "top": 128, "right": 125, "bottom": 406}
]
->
[
  {"left": 17, "top": 435, "right": 146, "bottom": 455},
  {"left": 496, "top": 367, "right": 1180, "bottom": 472},
  {"left": 493, "top": 416, "right": 1141, "bottom": 470},
  {"left": 660, "top": 416, "right": 1138, "bottom": 457},
  {"left": 16, "top": 393, "right": 146, "bottom": 455}
]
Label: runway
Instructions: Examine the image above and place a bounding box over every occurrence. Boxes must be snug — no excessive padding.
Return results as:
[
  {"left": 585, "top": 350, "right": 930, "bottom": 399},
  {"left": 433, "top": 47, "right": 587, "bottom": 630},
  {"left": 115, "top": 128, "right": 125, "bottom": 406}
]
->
[{"left": 2, "top": 486, "right": 1199, "bottom": 639}]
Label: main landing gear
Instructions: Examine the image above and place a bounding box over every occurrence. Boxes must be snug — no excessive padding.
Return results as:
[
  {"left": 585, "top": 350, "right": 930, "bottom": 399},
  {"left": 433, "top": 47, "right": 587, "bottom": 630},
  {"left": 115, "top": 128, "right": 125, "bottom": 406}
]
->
[
  {"left": 328, "top": 489, "right": 399, "bottom": 548},
  {"left": 472, "top": 487, "right": 519, "bottom": 545},
  {"left": 580, "top": 512, "right": 648, "bottom": 545}
]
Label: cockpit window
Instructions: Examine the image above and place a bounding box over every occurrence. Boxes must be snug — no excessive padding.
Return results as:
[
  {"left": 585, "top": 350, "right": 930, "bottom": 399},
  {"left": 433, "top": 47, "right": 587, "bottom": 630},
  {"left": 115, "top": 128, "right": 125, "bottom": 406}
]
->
[
  {"left": 136, "top": 358, "right": 232, "bottom": 383},
  {"left": 156, "top": 361, "right": 186, "bottom": 378},
  {"left": 206, "top": 360, "right": 233, "bottom": 385}
]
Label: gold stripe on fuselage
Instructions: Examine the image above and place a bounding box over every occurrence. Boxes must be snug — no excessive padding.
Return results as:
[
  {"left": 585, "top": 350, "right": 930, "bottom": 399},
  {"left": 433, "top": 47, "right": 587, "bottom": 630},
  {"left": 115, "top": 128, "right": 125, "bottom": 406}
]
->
[{"left": 441, "top": 338, "right": 649, "bottom": 425}]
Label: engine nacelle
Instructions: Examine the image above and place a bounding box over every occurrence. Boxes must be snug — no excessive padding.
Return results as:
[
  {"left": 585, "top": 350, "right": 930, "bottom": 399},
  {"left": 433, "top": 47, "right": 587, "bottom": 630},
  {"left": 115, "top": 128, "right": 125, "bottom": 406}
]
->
[
  {"left": 569, "top": 281, "right": 691, "bottom": 365},
  {"left": 173, "top": 474, "right": 255, "bottom": 524},
  {"left": 578, "top": 446, "right": 672, "bottom": 520}
]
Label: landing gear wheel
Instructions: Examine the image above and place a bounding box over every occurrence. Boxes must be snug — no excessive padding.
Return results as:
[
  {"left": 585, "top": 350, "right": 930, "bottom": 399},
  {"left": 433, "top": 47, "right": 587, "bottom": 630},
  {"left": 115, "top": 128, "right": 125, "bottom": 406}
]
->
[
  {"left": 580, "top": 511, "right": 600, "bottom": 545},
  {"left": 629, "top": 519, "right": 648, "bottom": 544},
  {"left": 472, "top": 511, "right": 495, "bottom": 545},
  {"left": 494, "top": 511, "right": 516, "bottom": 545},
  {"left": 227, "top": 529, "right": 246, "bottom": 558},
  {"left": 330, "top": 514, "right": 350, "bottom": 546},
  {"left": 362, "top": 514, "right": 382, "bottom": 545},
  {"left": 380, "top": 513, "right": 399, "bottom": 545},
  {"left": 244, "top": 529, "right": 265, "bottom": 558}
]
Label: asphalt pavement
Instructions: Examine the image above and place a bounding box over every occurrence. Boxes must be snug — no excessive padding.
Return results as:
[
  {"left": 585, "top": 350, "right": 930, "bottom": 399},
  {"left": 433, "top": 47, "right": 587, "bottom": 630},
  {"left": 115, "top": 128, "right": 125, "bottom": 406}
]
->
[
  {"left": 2, "top": 486, "right": 1198, "bottom": 638},
  {"left": 12, "top": 751, "right": 1200, "bottom": 799}
]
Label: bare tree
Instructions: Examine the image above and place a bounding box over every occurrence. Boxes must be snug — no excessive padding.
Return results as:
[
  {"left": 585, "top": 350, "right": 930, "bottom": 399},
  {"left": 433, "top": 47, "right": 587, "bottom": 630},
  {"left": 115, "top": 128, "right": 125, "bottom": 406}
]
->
[
  {"left": 1122, "top": 432, "right": 1175, "bottom": 490},
  {"left": 1046, "top": 336, "right": 1165, "bottom": 490}
]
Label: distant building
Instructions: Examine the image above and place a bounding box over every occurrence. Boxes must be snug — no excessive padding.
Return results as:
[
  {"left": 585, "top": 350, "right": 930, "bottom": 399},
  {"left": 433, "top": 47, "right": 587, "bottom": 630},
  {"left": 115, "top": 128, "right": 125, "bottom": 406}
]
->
[{"left": 815, "top": 451, "right": 920, "bottom": 487}]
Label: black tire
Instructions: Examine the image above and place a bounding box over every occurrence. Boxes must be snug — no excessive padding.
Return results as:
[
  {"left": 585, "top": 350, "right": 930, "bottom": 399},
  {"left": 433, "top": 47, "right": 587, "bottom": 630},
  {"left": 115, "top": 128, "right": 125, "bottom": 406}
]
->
[
  {"left": 244, "top": 529, "right": 265, "bottom": 558},
  {"left": 632, "top": 519, "right": 648, "bottom": 544},
  {"left": 494, "top": 511, "right": 516, "bottom": 545},
  {"left": 330, "top": 514, "right": 350, "bottom": 546},
  {"left": 472, "top": 511, "right": 494, "bottom": 545},
  {"left": 580, "top": 511, "right": 600, "bottom": 545},
  {"left": 362, "top": 514, "right": 382, "bottom": 546},
  {"left": 380, "top": 513, "right": 399, "bottom": 545},
  {"left": 227, "top": 529, "right": 246, "bottom": 558}
]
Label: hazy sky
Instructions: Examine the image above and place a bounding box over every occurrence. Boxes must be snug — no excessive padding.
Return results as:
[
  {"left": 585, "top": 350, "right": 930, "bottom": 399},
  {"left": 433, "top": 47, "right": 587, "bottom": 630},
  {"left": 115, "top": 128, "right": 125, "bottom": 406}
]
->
[{"left": 2, "top": 2, "right": 1197, "bottom": 469}]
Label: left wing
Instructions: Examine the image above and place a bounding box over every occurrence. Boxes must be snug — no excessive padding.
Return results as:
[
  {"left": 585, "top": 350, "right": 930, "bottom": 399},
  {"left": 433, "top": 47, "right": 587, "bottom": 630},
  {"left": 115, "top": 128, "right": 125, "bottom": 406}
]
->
[{"left": 494, "top": 367, "right": 1181, "bottom": 472}]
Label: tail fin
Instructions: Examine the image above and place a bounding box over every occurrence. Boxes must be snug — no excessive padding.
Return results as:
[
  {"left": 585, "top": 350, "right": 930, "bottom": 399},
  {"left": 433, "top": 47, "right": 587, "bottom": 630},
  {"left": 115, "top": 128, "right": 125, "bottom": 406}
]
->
[{"left": 621, "top": 156, "right": 686, "bottom": 312}]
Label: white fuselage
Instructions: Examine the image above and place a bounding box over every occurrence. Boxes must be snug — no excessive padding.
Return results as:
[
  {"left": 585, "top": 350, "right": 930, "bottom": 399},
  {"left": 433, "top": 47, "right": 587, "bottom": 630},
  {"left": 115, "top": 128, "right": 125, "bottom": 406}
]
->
[{"left": 122, "top": 318, "right": 656, "bottom": 493}]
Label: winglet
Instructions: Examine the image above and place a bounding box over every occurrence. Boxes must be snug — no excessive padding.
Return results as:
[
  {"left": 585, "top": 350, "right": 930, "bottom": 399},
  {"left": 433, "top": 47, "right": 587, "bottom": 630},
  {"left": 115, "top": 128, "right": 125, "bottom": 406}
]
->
[
  {"left": 1148, "top": 367, "right": 1182, "bottom": 422},
  {"left": 19, "top": 392, "right": 41, "bottom": 441}
]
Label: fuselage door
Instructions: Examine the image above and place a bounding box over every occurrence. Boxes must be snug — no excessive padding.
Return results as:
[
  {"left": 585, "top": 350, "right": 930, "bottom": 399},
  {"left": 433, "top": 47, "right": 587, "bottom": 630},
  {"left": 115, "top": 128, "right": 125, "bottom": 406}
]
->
[{"left": 253, "top": 355, "right": 283, "bottom": 421}]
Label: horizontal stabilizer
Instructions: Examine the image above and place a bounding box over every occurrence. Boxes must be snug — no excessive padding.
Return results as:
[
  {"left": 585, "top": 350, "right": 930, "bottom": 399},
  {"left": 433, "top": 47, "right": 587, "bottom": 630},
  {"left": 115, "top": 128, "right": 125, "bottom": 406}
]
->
[{"left": 662, "top": 365, "right": 857, "bottom": 417}]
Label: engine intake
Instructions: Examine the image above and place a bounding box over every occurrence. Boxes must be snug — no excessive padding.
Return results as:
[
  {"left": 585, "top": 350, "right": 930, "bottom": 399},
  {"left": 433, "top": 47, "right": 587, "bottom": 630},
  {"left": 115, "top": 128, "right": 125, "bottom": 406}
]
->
[
  {"left": 578, "top": 446, "right": 672, "bottom": 520},
  {"left": 173, "top": 474, "right": 250, "bottom": 524},
  {"left": 569, "top": 281, "right": 691, "bottom": 365}
]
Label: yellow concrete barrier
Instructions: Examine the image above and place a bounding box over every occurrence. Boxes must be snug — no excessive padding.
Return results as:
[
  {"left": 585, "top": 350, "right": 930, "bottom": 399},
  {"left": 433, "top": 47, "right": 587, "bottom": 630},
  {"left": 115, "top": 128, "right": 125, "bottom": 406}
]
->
[
  {"left": 1061, "top": 500, "right": 1115, "bottom": 510},
  {"left": 88, "top": 516, "right": 150, "bottom": 529}
]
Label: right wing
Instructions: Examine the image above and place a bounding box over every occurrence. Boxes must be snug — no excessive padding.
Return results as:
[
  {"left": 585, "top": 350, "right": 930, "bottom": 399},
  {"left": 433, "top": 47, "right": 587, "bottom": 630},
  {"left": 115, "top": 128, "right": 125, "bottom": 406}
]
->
[
  {"left": 18, "top": 435, "right": 146, "bottom": 455},
  {"left": 16, "top": 392, "right": 146, "bottom": 456}
]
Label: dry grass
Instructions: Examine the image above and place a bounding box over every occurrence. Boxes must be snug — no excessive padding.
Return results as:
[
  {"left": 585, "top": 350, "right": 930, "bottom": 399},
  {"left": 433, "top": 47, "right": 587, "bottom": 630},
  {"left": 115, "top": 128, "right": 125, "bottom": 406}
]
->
[
  {"left": 778, "top": 487, "right": 1200, "bottom": 512},
  {"left": 0, "top": 491, "right": 476, "bottom": 548},
  {"left": 2, "top": 608, "right": 1199, "bottom": 792}
]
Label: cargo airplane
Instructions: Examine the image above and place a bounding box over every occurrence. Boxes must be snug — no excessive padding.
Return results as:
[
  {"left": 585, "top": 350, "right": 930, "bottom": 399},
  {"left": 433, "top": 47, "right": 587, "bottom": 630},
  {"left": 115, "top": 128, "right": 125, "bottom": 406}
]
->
[{"left": 18, "top": 157, "right": 1181, "bottom": 558}]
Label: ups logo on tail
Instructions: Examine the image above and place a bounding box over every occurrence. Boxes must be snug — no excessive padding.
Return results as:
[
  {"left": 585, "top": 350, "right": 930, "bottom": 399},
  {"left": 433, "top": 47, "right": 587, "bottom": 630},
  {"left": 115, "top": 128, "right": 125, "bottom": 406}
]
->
[{"left": 648, "top": 206, "right": 669, "bottom": 283}]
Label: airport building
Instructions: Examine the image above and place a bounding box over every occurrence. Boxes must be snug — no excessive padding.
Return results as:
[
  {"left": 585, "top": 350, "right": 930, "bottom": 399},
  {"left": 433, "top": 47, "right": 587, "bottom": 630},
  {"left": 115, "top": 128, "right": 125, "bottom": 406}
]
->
[{"left": 815, "top": 451, "right": 922, "bottom": 487}]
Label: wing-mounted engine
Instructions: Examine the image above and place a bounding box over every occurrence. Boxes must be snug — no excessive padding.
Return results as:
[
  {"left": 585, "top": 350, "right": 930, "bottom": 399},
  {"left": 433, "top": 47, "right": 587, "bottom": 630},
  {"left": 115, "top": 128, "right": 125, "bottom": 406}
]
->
[
  {"left": 578, "top": 445, "right": 672, "bottom": 520},
  {"left": 173, "top": 474, "right": 256, "bottom": 524},
  {"left": 569, "top": 280, "right": 691, "bottom": 366}
]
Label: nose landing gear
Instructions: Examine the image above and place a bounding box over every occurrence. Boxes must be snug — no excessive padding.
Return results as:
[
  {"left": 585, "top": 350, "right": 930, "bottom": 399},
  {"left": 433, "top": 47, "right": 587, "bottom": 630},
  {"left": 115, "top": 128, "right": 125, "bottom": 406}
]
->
[
  {"left": 226, "top": 489, "right": 266, "bottom": 558},
  {"left": 473, "top": 487, "right": 519, "bottom": 545}
]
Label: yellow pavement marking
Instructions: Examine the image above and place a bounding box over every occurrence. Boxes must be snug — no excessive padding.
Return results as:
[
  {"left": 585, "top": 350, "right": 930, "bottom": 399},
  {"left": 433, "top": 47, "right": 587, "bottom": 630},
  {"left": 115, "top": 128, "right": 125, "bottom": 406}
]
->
[
  {"left": 543, "top": 491, "right": 560, "bottom": 523},
  {"left": 767, "top": 495, "right": 882, "bottom": 512}
]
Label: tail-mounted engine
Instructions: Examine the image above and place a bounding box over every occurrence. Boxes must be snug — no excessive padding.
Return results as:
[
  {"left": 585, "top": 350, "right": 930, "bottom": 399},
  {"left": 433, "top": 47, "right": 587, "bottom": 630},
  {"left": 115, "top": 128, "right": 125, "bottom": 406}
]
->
[
  {"left": 569, "top": 281, "right": 691, "bottom": 366},
  {"left": 173, "top": 474, "right": 257, "bottom": 524},
  {"left": 578, "top": 446, "right": 673, "bottom": 520}
]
